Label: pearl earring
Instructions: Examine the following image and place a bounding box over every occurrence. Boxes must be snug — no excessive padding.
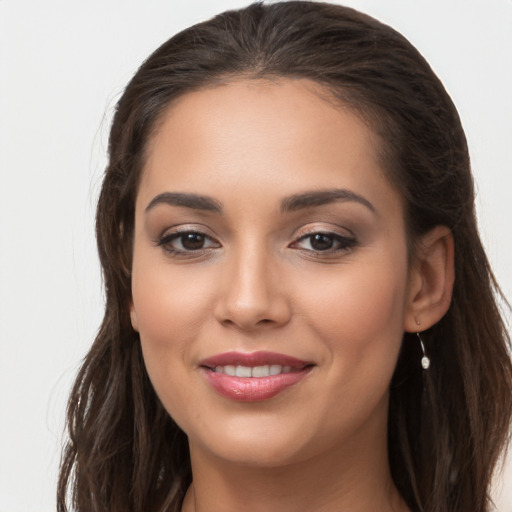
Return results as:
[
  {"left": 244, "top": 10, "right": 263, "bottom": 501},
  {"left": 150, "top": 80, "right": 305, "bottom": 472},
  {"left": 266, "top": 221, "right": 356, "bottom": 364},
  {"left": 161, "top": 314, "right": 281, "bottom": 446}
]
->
[{"left": 417, "top": 332, "right": 430, "bottom": 370}]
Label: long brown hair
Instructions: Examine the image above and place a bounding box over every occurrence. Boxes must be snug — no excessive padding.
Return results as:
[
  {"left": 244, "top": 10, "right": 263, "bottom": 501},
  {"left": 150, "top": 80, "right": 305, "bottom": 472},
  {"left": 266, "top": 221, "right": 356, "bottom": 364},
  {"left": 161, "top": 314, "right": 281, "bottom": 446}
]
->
[{"left": 58, "top": 2, "right": 512, "bottom": 511}]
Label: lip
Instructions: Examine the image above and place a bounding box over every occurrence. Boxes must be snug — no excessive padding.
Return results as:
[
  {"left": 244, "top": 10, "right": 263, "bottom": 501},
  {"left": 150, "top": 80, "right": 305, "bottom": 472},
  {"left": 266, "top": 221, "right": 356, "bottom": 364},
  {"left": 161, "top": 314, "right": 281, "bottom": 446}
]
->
[
  {"left": 200, "top": 351, "right": 311, "bottom": 369},
  {"left": 199, "top": 351, "right": 314, "bottom": 402}
]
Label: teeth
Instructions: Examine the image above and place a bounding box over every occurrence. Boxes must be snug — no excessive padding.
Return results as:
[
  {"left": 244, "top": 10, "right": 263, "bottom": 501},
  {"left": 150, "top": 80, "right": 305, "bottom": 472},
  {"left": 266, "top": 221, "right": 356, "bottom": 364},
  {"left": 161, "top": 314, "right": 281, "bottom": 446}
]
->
[
  {"left": 213, "top": 364, "right": 296, "bottom": 377},
  {"left": 270, "top": 364, "right": 282, "bottom": 376},
  {"left": 252, "top": 365, "right": 270, "bottom": 377},
  {"left": 235, "top": 366, "right": 252, "bottom": 377},
  {"left": 224, "top": 365, "right": 236, "bottom": 376}
]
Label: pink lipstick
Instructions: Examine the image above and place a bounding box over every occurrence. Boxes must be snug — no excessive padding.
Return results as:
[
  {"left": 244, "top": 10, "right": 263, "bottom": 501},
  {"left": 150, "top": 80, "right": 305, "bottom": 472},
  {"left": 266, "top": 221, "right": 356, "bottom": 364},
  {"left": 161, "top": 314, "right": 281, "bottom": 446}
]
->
[{"left": 199, "top": 351, "right": 314, "bottom": 401}]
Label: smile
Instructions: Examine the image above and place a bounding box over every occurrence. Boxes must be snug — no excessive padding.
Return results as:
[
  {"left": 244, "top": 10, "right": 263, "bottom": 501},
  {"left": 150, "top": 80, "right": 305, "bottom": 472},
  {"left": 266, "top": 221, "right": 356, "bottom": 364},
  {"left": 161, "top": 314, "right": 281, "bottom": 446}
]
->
[
  {"left": 199, "top": 351, "right": 314, "bottom": 402},
  {"left": 213, "top": 364, "right": 297, "bottom": 377}
]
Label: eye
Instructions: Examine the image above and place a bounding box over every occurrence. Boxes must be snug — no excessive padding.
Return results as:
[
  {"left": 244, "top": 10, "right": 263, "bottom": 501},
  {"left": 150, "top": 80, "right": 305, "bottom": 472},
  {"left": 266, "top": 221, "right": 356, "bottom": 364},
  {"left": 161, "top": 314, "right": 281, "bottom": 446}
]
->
[
  {"left": 292, "top": 231, "right": 356, "bottom": 253},
  {"left": 157, "top": 230, "right": 220, "bottom": 255}
]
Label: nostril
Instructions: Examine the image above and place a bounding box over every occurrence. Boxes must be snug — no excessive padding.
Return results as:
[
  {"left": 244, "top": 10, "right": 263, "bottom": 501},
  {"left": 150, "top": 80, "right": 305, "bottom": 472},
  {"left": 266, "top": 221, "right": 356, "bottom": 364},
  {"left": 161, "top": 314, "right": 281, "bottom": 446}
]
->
[{"left": 214, "top": 289, "right": 292, "bottom": 330}]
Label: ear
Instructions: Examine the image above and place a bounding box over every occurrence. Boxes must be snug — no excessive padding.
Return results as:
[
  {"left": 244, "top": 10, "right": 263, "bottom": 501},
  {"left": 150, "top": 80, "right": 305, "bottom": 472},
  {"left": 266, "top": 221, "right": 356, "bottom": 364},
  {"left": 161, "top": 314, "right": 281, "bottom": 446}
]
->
[
  {"left": 130, "top": 300, "right": 139, "bottom": 332},
  {"left": 404, "top": 226, "right": 455, "bottom": 332}
]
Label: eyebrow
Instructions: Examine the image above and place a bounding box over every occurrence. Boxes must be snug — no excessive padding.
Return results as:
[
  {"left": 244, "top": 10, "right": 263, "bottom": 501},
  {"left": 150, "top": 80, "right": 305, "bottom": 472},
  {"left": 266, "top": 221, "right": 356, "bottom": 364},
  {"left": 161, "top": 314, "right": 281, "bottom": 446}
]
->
[
  {"left": 280, "top": 189, "right": 375, "bottom": 213},
  {"left": 145, "top": 192, "right": 223, "bottom": 213},
  {"left": 145, "top": 188, "right": 375, "bottom": 215}
]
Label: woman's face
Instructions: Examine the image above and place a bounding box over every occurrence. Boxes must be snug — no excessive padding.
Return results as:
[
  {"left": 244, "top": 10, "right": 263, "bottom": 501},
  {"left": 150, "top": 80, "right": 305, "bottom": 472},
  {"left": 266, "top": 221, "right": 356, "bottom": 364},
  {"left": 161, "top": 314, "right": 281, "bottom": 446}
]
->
[{"left": 130, "top": 79, "right": 414, "bottom": 467}]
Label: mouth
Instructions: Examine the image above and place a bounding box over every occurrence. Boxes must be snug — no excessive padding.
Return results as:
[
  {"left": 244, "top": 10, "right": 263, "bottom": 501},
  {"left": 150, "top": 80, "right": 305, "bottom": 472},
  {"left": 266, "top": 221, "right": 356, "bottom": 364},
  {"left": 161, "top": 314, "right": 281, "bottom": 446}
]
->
[
  {"left": 210, "top": 364, "right": 301, "bottom": 377},
  {"left": 199, "top": 351, "right": 314, "bottom": 402}
]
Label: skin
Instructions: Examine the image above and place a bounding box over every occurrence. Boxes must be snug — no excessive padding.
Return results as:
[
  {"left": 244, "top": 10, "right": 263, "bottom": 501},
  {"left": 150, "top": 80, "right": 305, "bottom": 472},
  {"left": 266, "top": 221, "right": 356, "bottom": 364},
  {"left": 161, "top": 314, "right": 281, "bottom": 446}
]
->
[{"left": 130, "top": 79, "right": 454, "bottom": 512}]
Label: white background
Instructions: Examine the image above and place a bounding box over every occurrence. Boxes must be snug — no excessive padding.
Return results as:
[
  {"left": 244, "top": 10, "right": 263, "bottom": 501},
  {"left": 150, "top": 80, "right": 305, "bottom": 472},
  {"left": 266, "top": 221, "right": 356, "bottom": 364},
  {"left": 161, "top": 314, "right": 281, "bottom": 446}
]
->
[{"left": 0, "top": 1, "right": 511, "bottom": 510}]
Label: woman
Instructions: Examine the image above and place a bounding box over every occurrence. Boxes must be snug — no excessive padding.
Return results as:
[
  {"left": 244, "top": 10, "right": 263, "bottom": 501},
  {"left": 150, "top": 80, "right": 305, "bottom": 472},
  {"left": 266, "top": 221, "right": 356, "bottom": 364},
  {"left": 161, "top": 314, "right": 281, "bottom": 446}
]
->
[{"left": 57, "top": 2, "right": 512, "bottom": 511}]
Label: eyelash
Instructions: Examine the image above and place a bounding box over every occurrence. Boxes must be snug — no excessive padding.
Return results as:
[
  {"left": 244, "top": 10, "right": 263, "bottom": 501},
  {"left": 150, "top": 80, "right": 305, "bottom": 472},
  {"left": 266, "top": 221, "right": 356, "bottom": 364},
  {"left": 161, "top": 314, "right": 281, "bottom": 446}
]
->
[
  {"left": 156, "top": 228, "right": 356, "bottom": 258},
  {"left": 156, "top": 229, "right": 221, "bottom": 257},
  {"left": 290, "top": 230, "right": 357, "bottom": 254}
]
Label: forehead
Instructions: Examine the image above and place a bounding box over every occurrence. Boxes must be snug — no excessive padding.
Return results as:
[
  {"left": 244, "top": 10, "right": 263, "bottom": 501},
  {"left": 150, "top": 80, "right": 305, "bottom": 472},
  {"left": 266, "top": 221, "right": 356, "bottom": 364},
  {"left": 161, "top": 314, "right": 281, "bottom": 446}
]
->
[
  {"left": 146, "top": 78, "right": 377, "bottom": 164},
  {"left": 139, "top": 78, "right": 400, "bottom": 218}
]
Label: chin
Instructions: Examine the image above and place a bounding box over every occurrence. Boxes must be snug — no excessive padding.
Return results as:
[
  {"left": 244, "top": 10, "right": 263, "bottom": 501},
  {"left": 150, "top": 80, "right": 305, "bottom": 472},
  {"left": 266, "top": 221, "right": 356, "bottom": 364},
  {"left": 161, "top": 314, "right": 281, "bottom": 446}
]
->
[
  {"left": 183, "top": 409, "right": 329, "bottom": 469},
  {"left": 197, "top": 435, "right": 309, "bottom": 468}
]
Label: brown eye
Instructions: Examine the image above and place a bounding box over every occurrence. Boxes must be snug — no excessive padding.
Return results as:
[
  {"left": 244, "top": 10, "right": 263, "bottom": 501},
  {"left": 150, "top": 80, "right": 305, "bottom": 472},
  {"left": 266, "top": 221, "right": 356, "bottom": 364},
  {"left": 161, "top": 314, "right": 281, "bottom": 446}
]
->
[
  {"left": 181, "top": 232, "right": 206, "bottom": 250},
  {"left": 309, "top": 233, "right": 335, "bottom": 251},
  {"left": 292, "top": 231, "right": 356, "bottom": 253},
  {"left": 157, "top": 230, "right": 220, "bottom": 254}
]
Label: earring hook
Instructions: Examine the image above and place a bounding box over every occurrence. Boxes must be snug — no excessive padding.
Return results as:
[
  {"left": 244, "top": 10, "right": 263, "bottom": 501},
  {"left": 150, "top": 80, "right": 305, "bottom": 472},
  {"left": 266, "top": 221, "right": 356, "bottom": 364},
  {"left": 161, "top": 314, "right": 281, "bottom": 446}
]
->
[{"left": 417, "top": 332, "right": 430, "bottom": 370}]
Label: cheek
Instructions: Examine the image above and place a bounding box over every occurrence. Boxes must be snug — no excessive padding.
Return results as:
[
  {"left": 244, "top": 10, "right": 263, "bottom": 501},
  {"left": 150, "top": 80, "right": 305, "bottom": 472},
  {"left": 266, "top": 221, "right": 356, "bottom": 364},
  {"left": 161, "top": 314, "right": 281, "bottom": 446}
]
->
[
  {"left": 286, "top": 254, "right": 409, "bottom": 441},
  {"left": 130, "top": 258, "right": 215, "bottom": 406},
  {"left": 296, "top": 254, "right": 408, "bottom": 370},
  {"left": 132, "top": 251, "right": 216, "bottom": 338}
]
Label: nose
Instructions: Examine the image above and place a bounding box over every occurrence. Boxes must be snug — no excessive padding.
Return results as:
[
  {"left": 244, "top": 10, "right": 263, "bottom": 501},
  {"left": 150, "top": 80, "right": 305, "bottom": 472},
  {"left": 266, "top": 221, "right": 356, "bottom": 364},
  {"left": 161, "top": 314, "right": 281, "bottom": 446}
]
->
[{"left": 213, "top": 246, "right": 292, "bottom": 331}]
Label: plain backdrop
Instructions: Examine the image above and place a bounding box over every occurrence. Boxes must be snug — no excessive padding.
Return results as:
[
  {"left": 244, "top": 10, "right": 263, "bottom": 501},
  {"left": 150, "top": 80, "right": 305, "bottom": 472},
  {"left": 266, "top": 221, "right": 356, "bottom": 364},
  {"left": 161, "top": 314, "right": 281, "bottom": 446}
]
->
[{"left": 0, "top": 1, "right": 511, "bottom": 511}]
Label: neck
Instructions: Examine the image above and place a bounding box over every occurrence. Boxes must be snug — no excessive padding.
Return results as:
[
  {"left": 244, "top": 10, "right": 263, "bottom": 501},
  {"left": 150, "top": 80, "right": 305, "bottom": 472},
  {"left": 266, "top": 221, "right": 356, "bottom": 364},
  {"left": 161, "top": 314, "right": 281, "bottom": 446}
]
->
[{"left": 181, "top": 423, "right": 409, "bottom": 512}]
